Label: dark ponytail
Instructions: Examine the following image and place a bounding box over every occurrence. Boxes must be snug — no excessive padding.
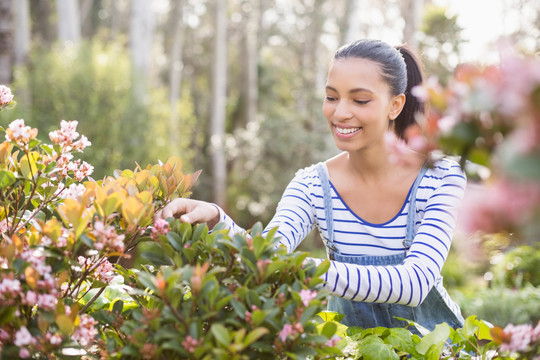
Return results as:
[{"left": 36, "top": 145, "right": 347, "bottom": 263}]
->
[
  {"left": 394, "top": 45, "right": 425, "bottom": 139},
  {"left": 332, "top": 40, "right": 425, "bottom": 139}
]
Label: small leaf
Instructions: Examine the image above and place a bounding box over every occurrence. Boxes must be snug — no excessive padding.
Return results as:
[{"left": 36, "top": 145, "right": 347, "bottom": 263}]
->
[
  {"left": 416, "top": 323, "right": 450, "bottom": 355},
  {"left": 357, "top": 336, "right": 399, "bottom": 360},
  {"left": 211, "top": 323, "right": 231, "bottom": 347},
  {"left": 0, "top": 170, "right": 15, "bottom": 189},
  {"left": 320, "top": 321, "right": 337, "bottom": 339},
  {"left": 243, "top": 328, "right": 269, "bottom": 347}
]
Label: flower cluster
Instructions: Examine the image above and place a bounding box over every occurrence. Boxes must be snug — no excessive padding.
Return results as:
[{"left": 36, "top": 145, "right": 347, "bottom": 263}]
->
[
  {"left": 4, "top": 119, "right": 38, "bottom": 146},
  {"left": 92, "top": 221, "right": 125, "bottom": 253},
  {"left": 278, "top": 322, "right": 304, "bottom": 343},
  {"left": 150, "top": 217, "right": 170, "bottom": 240},
  {"left": 0, "top": 85, "right": 14, "bottom": 109},
  {"left": 498, "top": 322, "right": 540, "bottom": 354},
  {"left": 72, "top": 314, "right": 98, "bottom": 347}
]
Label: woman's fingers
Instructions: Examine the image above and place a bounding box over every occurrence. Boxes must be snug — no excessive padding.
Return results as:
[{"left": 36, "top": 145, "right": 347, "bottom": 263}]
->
[{"left": 156, "top": 199, "right": 220, "bottom": 226}]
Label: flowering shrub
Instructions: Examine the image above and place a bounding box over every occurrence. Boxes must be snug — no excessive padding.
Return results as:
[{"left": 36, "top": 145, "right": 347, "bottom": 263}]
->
[
  {"left": 0, "top": 86, "right": 340, "bottom": 359},
  {"left": 413, "top": 47, "right": 540, "bottom": 242}
]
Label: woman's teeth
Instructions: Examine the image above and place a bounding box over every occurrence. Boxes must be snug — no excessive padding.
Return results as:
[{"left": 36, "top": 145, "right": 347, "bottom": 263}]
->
[{"left": 335, "top": 127, "right": 361, "bottom": 134}]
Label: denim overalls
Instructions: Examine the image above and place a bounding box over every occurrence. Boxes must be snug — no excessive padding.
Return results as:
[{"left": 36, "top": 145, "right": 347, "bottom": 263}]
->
[{"left": 315, "top": 163, "right": 464, "bottom": 333}]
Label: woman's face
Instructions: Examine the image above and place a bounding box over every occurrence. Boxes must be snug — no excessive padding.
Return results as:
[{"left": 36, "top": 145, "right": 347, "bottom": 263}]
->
[{"left": 322, "top": 57, "right": 404, "bottom": 153}]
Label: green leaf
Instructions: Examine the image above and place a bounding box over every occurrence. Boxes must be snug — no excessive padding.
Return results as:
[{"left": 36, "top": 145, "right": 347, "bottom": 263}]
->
[
  {"left": 111, "top": 299, "right": 124, "bottom": 315},
  {"left": 243, "top": 328, "right": 269, "bottom": 347},
  {"left": 0, "top": 170, "right": 16, "bottom": 189},
  {"left": 357, "top": 336, "right": 399, "bottom": 360},
  {"left": 166, "top": 231, "right": 183, "bottom": 251},
  {"left": 192, "top": 223, "right": 206, "bottom": 242},
  {"left": 314, "top": 260, "right": 331, "bottom": 278},
  {"left": 141, "top": 250, "right": 174, "bottom": 266},
  {"left": 320, "top": 321, "right": 337, "bottom": 339},
  {"left": 317, "top": 311, "right": 344, "bottom": 323},
  {"left": 211, "top": 323, "right": 231, "bottom": 347},
  {"left": 416, "top": 323, "right": 450, "bottom": 355},
  {"left": 384, "top": 328, "right": 416, "bottom": 354},
  {"left": 424, "top": 344, "right": 441, "bottom": 360}
]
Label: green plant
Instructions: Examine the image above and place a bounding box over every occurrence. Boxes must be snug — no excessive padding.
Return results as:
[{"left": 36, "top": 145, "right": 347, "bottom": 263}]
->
[{"left": 94, "top": 220, "right": 341, "bottom": 359}]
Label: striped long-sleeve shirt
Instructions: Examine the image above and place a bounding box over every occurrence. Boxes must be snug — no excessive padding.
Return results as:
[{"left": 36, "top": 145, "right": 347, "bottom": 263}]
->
[{"left": 216, "top": 158, "right": 465, "bottom": 316}]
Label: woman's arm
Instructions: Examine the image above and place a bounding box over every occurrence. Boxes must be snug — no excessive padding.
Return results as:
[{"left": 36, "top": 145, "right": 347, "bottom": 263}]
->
[{"left": 158, "top": 166, "right": 317, "bottom": 248}]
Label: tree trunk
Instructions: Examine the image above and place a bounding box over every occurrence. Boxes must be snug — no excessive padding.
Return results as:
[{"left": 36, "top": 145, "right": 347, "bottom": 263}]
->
[
  {"left": 400, "top": 0, "right": 424, "bottom": 48},
  {"left": 0, "top": 0, "right": 13, "bottom": 84},
  {"left": 14, "top": 0, "right": 30, "bottom": 65},
  {"left": 210, "top": 0, "right": 228, "bottom": 208},
  {"left": 243, "top": 0, "right": 258, "bottom": 125},
  {"left": 32, "top": 0, "right": 54, "bottom": 49},
  {"left": 168, "top": 0, "right": 185, "bottom": 153},
  {"left": 56, "top": 0, "right": 81, "bottom": 43},
  {"left": 129, "top": 0, "right": 154, "bottom": 104}
]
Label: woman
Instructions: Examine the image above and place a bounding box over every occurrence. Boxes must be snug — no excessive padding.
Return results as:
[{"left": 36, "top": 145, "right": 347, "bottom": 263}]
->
[{"left": 158, "top": 39, "right": 465, "bottom": 332}]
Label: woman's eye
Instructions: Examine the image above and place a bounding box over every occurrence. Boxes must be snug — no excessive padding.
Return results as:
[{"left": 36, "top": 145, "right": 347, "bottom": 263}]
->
[
  {"left": 354, "top": 100, "right": 370, "bottom": 105},
  {"left": 325, "top": 96, "right": 337, "bottom": 102}
]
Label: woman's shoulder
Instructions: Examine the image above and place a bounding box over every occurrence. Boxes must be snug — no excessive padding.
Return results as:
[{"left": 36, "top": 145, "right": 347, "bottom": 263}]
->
[{"left": 430, "top": 156, "right": 465, "bottom": 176}]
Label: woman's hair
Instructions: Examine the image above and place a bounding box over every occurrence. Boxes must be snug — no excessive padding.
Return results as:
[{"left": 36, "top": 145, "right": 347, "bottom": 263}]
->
[{"left": 333, "top": 39, "right": 425, "bottom": 139}]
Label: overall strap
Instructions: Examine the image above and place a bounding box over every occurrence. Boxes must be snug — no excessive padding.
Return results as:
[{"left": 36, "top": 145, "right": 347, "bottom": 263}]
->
[
  {"left": 315, "top": 163, "right": 338, "bottom": 258},
  {"left": 404, "top": 164, "right": 429, "bottom": 250}
]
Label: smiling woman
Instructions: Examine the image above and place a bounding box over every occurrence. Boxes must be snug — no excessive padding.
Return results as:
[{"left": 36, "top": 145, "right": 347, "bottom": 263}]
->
[{"left": 158, "top": 39, "right": 466, "bottom": 334}]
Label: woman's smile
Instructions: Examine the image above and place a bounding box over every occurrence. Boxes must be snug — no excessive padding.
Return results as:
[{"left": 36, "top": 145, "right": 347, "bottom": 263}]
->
[{"left": 334, "top": 125, "right": 363, "bottom": 138}]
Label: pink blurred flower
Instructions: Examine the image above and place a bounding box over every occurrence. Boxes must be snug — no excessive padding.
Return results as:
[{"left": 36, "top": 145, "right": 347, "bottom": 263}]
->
[
  {"left": 92, "top": 221, "right": 125, "bottom": 253},
  {"left": 325, "top": 335, "right": 342, "bottom": 347},
  {"left": 182, "top": 335, "right": 202, "bottom": 353},
  {"left": 14, "top": 326, "right": 33, "bottom": 347},
  {"left": 278, "top": 324, "right": 294, "bottom": 342},
  {"left": 499, "top": 323, "right": 538, "bottom": 353},
  {"left": 49, "top": 333, "right": 63, "bottom": 346},
  {"left": 0, "top": 85, "right": 14, "bottom": 106},
  {"left": 19, "top": 348, "right": 31, "bottom": 359},
  {"left": 460, "top": 180, "right": 540, "bottom": 234},
  {"left": 72, "top": 314, "right": 98, "bottom": 347},
  {"left": 150, "top": 218, "right": 170, "bottom": 240},
  {"left": 37, "top": 294, "right": 57, "bottom": 310},
  {"left": 299, "top": 289, "right": 317, "bottom": 307}
]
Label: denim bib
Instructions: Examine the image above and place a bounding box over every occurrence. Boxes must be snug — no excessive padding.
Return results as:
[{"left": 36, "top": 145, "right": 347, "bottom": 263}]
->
[{"left": 315, "top": 163, "right": 464, "bottom": 333}]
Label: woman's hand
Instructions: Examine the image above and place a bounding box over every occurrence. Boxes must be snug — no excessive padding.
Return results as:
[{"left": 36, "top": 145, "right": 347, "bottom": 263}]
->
[{"left": 156, "top": 199, "right": 220, "bottom": 228}]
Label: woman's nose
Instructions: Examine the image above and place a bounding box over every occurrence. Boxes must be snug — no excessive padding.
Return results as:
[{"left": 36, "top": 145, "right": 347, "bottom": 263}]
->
[{"left": 334, "top": 100, "right": 353, "bottom": 120}]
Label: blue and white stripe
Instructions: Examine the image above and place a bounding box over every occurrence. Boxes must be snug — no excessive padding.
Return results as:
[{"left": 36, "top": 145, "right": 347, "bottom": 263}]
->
[{"left": 217, "top": 158, "right": 465, "bottom": 318}]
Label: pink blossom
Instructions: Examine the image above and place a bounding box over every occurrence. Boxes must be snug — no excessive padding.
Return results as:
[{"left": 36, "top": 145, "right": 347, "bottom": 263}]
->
[
  {"left": 37, "top": 293, "right": 57, "bottom": 310},
  {"left": 150, "top": 218, "right": 170, "bottom": 240},
  {"left": 59, "top": 183, "right": 86, "bottom": 200},
  {"left": 19, "top": 348, "right": 31, "bottom": 359},
  {"left": 72, "top": 314, "right": 98, "bottom": 347},
  {"left": 384, "top": 132, "right": 417, "bottom": 165},
  {"left": 49, "top": 333, "right": 63, "bottom": 346},
  {"left": 278, "top": 324, "right": 294, "bottom": 342},
  {"left": 299, "top": 289, "right": 317, "bottom": 307},
  {"left": 325, "top": 335, "right": 342, "bottom": 347},
  {"left": 14, "top": 326, "right": 33, "bottom": 347},
  {"left": 5, "top": 119, "right": 37, "bottom": 144},
  {"left": 460, "top": 180, "right": 540, "bottom": 234},
  {"left": 0, "top": 329, "right": 9, "bottom": 341},
  {"left": 24, "top": 291, "right": 37, "bottom": 305},
  {"left": 94, "top": 259, "right": 115, "bottom": 283},
  {"left": 182, "top": 335, "right": 202, "bottom": 353},
  {"left": 499, "top": 323, "right": 536, "bottom": 353},
  {"left": 0, "top": 85, "right": 14, "bottom": 106},
  {"left": 0, "top": 278, "right": 22, "bottom": 298},
  {"left": 92, "top": 221, "right": 125, "bottom": 253}
]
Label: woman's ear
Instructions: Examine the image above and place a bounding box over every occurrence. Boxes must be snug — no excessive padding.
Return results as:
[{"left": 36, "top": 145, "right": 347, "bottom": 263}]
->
[{"left": 389, "top": 93, "right": 406, "bottom": 120}]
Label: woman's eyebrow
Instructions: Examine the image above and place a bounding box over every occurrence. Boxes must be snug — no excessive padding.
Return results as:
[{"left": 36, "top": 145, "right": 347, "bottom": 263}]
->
[{"left": 325, "top": 85, "right": 373, "bottom": 94}]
